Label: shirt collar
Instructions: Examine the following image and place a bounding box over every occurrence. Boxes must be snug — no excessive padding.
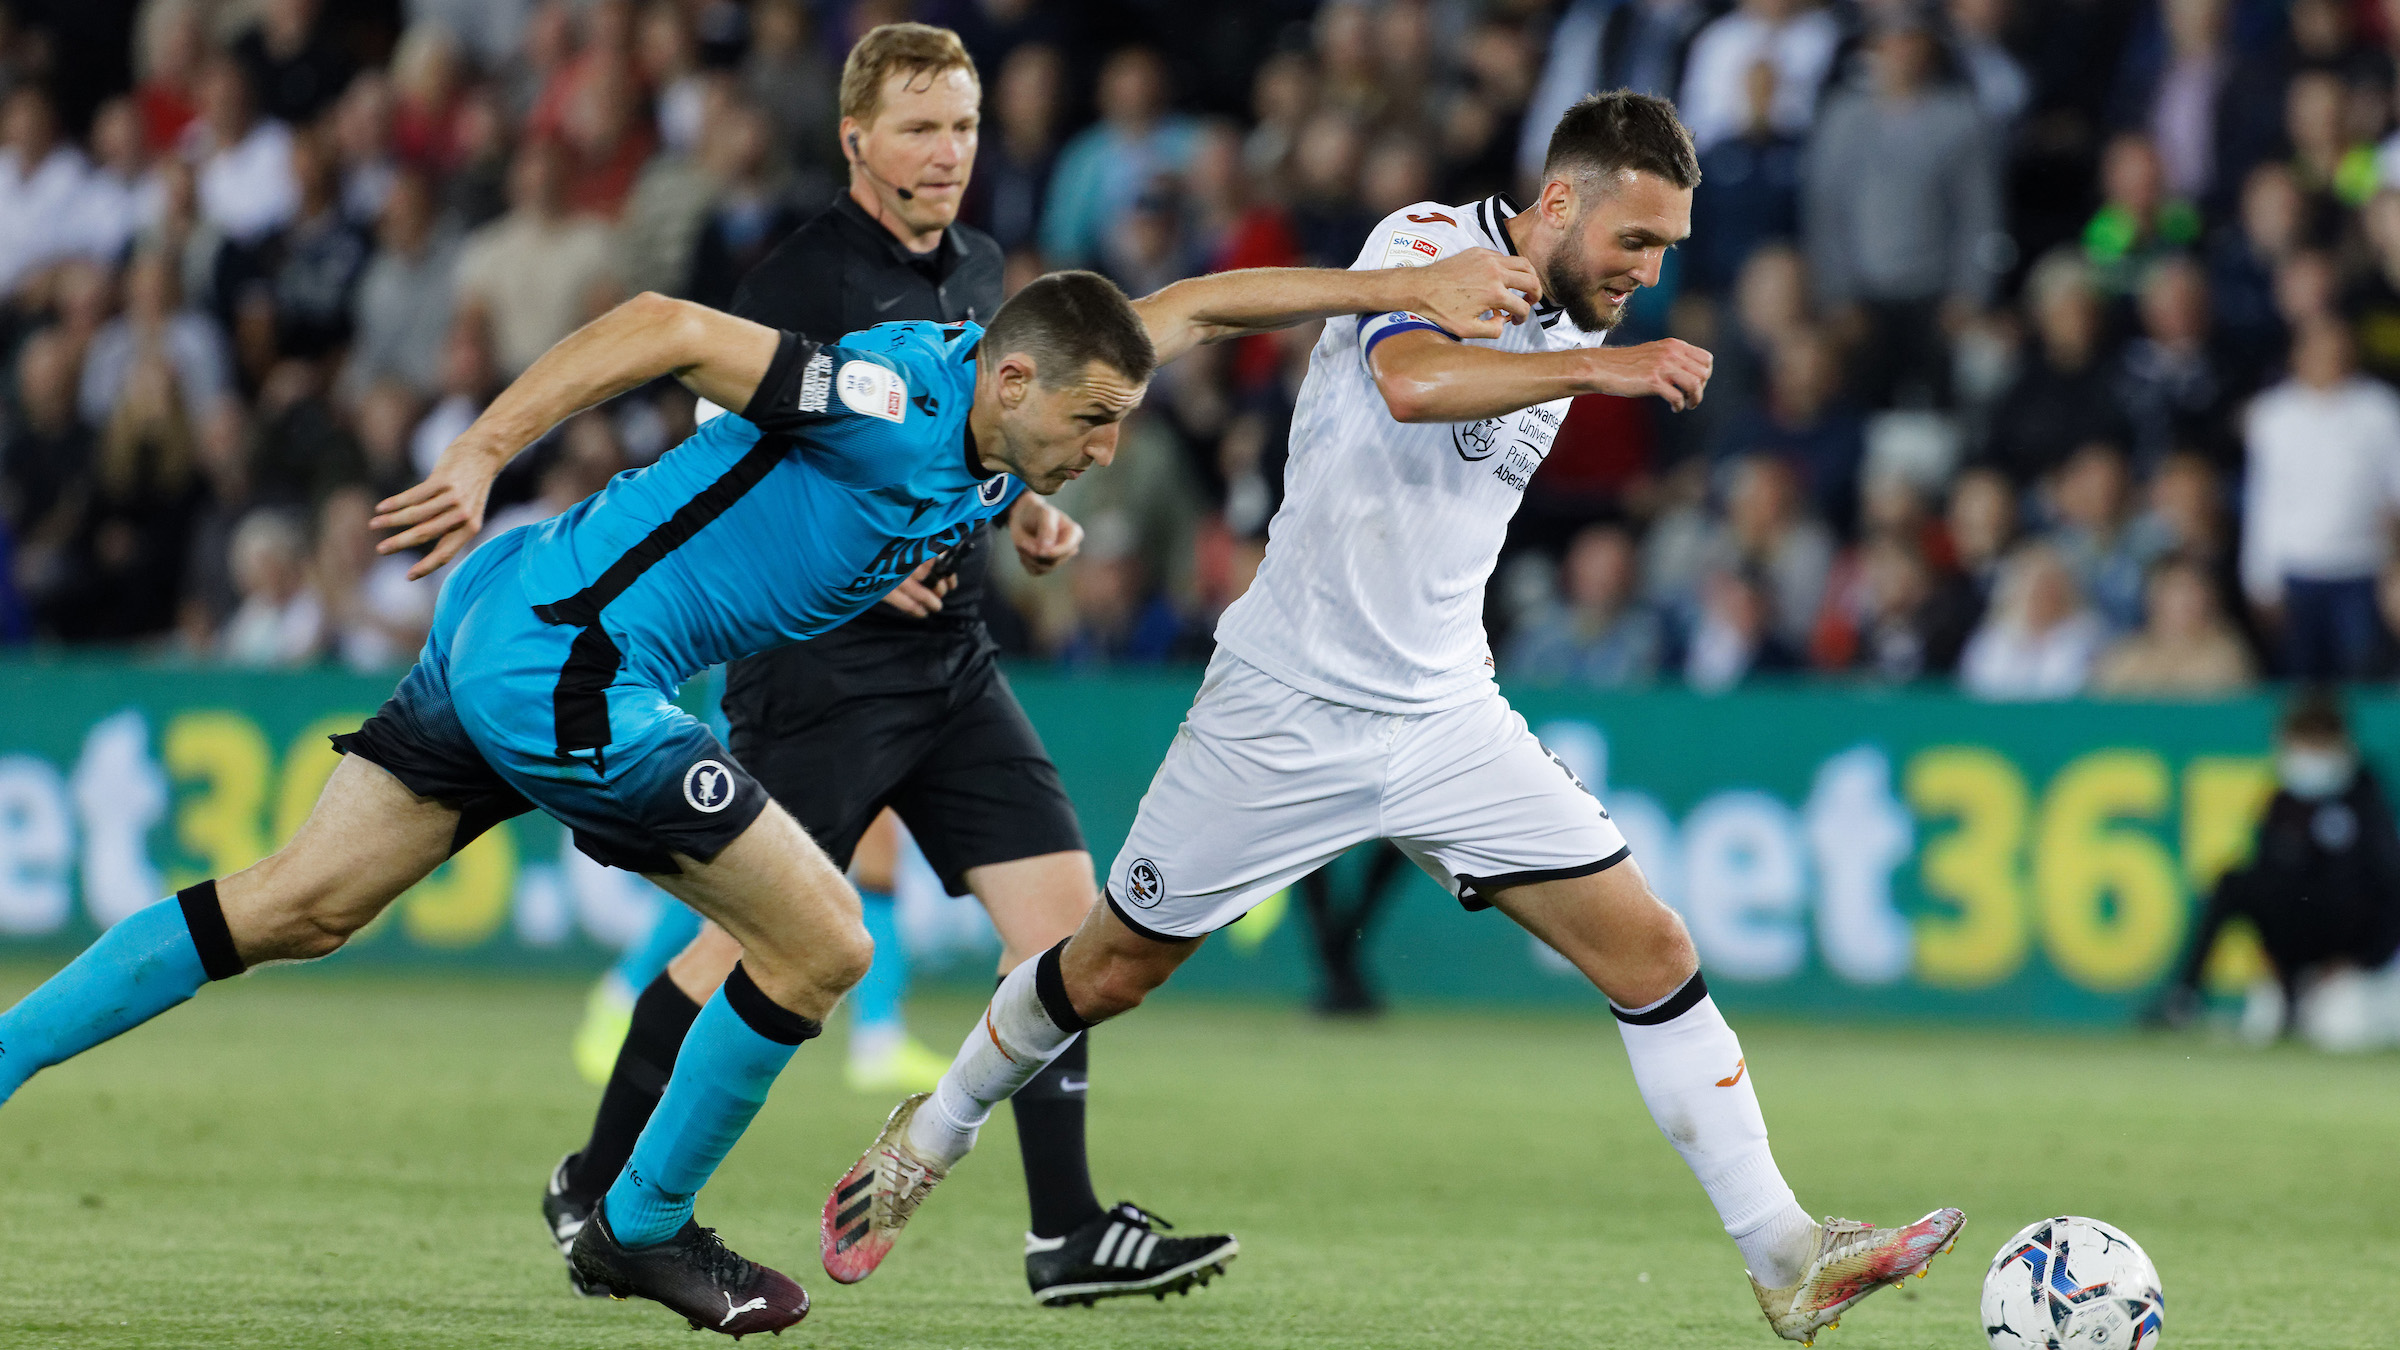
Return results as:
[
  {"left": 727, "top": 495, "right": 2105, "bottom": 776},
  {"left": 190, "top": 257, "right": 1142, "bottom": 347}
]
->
[
  {"left": 1480, "top": 192, "right": 1563, "bottom": 320},
  {"left": 831, "top": 191, "right": 963, "bottom": 279},
  {"left": 958, "top": 353, "right": 999, "bottom": 480}
]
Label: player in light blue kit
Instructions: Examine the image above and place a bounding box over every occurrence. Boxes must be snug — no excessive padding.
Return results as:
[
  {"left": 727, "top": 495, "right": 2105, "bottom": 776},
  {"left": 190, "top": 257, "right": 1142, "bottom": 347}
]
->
[{"left": 0, "top": 253, "right": 1537, "bottom": 1335}]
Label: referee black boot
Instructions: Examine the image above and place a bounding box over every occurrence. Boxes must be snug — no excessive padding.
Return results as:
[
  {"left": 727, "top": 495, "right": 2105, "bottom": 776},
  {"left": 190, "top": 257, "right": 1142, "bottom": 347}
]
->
[
  {"left": 568, "top": 1199, "right": 810, "bottom": 1337},
  {"left": 1026, "top": 1201, "right": 1239, "bottom": 1307}
]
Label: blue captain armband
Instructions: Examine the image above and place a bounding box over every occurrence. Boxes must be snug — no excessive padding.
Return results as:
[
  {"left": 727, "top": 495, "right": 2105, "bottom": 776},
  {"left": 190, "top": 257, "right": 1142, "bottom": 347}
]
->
[{"left": 1359, "top": 311, "right": 1456, "bottom": 364}]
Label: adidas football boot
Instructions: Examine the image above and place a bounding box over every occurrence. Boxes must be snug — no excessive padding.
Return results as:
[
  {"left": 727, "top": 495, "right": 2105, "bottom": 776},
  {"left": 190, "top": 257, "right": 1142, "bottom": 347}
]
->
[
  {"left": 1027, "top": 1202, "right": 1239, "bottom": 1307},
  {"left": 1750, "top": 1207, "right": 1966, "bottom": 1345},
  {"left": 819, "top": 1093, "right": 950, "bottom": 1284}
]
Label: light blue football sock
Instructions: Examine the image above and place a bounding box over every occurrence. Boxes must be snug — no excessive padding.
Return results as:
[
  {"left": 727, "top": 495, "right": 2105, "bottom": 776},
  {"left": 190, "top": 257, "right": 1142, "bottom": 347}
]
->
[
  {"left": 850, "top": 889, "right": 907, "bottom": 1034},
  {"left": 604, "top": 963, "right": 818, "bottom": 1246},
  {"left": 612, "top": 898, "right": 704, "bottom": 995},
  {"left": 0, "top": 891, "right": 235, "bottom": 1104}
]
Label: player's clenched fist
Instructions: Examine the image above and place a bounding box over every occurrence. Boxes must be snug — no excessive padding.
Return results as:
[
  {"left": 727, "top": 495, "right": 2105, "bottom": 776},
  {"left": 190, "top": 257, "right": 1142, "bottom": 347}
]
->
[
  {"left": 1585, "top": 338, "right": 1712, "bottom": 412},
  {"left": 1399, "top": 248, "right": 1542, "bottom": 340}
]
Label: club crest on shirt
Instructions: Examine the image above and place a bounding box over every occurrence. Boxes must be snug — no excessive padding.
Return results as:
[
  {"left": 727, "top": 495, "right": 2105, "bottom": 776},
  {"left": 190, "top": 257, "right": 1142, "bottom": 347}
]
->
[
  {"left": 837, "top": 360, "right": 907, "bottom": 422},
  {"left": 1124, "top": 858, "right": 1165, "bottom": 908},
  {"left": 978, "top": 475, "right": 1011, "bottom": 507},
  {"left": 683, "top": 760, "right": 737, "bottom": 813},
  {"left": 1382, "top": 231, "right": 1443, "bottom": 269},
  {"left": 796, "top": 352, "right": 833, "bottom": 412},
  {"left": 1454, "top": 416, "right": 1503, "bottom": 461}
]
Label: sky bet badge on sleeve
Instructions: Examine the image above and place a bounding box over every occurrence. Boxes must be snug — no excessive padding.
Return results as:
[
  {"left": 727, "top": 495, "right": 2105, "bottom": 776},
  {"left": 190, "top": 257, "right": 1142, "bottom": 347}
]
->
[
  {"left": 837, "top": 360, "right": 907, "bottom": 422},
  {"left": 1382, "top": 232, "right": 1442, "bottom": 268}
]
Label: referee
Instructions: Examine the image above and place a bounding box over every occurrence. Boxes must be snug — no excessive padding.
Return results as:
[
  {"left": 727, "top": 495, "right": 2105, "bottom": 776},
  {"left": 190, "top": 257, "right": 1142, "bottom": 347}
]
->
[{"left": 540, "top": 23, "right": 1237, "bottom": 1304}]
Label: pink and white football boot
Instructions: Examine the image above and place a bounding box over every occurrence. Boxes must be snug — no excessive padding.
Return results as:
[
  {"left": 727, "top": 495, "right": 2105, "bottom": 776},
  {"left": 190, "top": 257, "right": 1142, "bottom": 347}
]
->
[{"left": 1750, "top": 1207, "right": 1967, "bottom": 1344}]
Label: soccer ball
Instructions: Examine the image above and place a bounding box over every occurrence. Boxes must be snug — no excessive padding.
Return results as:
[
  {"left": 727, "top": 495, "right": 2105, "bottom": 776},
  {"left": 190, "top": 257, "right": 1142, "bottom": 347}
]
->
[{"left": 1980, "top": 1216, "right": 2164, "bottom": 1349}]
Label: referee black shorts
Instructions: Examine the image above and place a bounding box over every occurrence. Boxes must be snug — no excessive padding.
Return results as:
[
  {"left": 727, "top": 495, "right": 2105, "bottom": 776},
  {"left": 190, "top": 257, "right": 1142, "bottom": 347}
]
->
[{"left": 722, "top": 656, "right": 1084, "bottom": 894}]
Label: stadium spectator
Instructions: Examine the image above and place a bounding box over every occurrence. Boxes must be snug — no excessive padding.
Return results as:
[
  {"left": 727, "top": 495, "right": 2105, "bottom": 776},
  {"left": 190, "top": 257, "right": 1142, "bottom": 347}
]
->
[
  {"left": 1240, "top": 49, "right": 1313, "bottom": 185},
  {"left": 1505, "top": 522, "right": 1665, "bottom": 687},
  {"left": 637, "top": 0, "right": 707, "bottom": 156},
  {"left": 2112, "top": 254, "right": 2229, "bottom": 470},
  {"left": 42, "top": 351, "right": 202, "bottom": 643},
  {"left": 1811, "top": 531, "right": 1939, "bottom": 682},
  {"left": 2104, "top": 0, "right": 2279, "bottom": 209},
  {"left": 1687, "top": 59, "right": 1803, "bottom": 298},
  {"left": 1677, "top": 0, "right": 1840, "bottom": 155},
  {"left": 2343, "top": 188, "right": 2400, "bottom": 387},
  {"left": 1959, "top": 541, "right": 2106, "bottom": 699},
  {"left": 1980, "top": 250, "right": 2124, "bottom": 485},
  {"left": 2241, "top": 317, "right": 2400, "bottom": 679},
  {"left": 2082, "top": 133, "right": 2200, "bottom": 296},
  {"left": 78, "top": 248, "right": 233, "bottom": 431},
  {"left": 963, "top": 43, "right": 1062, "bottom": 256},
  {"left": 247, "top": 358, "right": 362, "bottom": 509},
  {"left": 0, "top": 86, "right": 98, "bottom": 298},
  {"left": 452, "top": 140, "right": 618, "bottom": 378},
  {"left": 232, "top": 0, "right": 352, "bottom": 126},
  {"left": 555, "top": 49, "right": 656, "bottom": 221},
  {"left": 1520, "top": 0, "right": 1711, "bottom": 187},
  {"left": 1803, "top": 13, "right": 2003, "bottom": 411},
  {"left": 328, "top": 73, "right": 398, "bottom": 226},
  {"left": 343, "top": 170, "right": 458, "bottom": 401},
  {"left": 410, "top": 319, "right": 497, "bottom": 478},
  {"left": 1054, "top": 513, "right": 1204, "bottom": 669},
  {"left": 686, "top": 102, "right": 807, "bottom": 314},
  {"left": 1040, "top": 47, "right": 1200, "bottom": 268},
  {"left": 2157, "top": 689, "right": 2400, "bottom": 1040},
  {"left": 2208, "top": 162, "right": 2311, "bottom": 381},
  {"left": 269, "top": 131, "right": 372, "bottom": 360},
  {"left": 1717, "top": 328, "right": 1862, "bottom": 532},
  {"left": 1685, "top": 564, "right": 1803, "bottom": 692},
  {"left": 312, "top": 484, "right": 433, "bottom": 673},
  {"left": 133, "top": 0, "right": 206, "bottom": 155},
  {"left": 389, "top": 21, "right": 468, "bottom": 174},
  {"left": 2090, "top": 554, "right": 2255, "bottom": 696},
  {"left": 77, "top": 98, "right": 147, "bottom": 268},
  {"left": 1703, "top": 455, "right": 1834, "bottom": 652},
  {"left": 743, "top": 0, "right": 839, "bottom": 179},
  {"left": 217, "top": 506, "right": 319, "bottom": 666},
  {"left": 0, "top": 331, "right": 90, "bottom": 601},
  {"left": 189, "top": 57, "right": 300, "bottom": 246},
  {"left": 1438, "top": 17, "right": 1537, "bottom": 203},
  {"left": 2044, "top": 440, "right": 2153, "bottom": 632},
  {"left": 1948, "top": 0, "right": 2030, "bottom": 130},
  {"left": 1922, "top": 465, "right": 2017, "bottom": 671}
]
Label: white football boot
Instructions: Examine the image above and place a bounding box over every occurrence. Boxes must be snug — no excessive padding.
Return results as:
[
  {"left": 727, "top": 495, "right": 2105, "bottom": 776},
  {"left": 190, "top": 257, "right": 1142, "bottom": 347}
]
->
[{"left": 820, "top": 1093, "right": 951, "bottom": 1283}]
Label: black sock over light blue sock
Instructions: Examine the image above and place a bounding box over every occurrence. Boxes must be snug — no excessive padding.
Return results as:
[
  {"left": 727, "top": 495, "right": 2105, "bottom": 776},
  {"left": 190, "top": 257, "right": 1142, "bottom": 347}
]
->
[{"left": 0, "top": 883, "right": 244, "bottom": 1103}]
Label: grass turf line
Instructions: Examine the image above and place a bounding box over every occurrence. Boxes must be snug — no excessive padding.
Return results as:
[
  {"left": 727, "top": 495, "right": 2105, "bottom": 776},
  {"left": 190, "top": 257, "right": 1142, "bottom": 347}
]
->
[{"left": 0, "top": 969, "right": 2393, "bottom": 1348}]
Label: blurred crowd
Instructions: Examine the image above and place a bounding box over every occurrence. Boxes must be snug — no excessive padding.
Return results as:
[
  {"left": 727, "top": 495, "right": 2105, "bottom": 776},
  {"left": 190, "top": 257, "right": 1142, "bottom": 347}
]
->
[{"left": 6, "top": 0, "right": 2400, "bottom": 699}]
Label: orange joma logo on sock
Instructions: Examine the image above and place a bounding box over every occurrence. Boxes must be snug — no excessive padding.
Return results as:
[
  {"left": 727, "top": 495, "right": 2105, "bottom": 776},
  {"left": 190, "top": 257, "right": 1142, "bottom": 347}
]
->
[{"left": 1715, "top": 1058, "right": 1746, "bottom": 1087}]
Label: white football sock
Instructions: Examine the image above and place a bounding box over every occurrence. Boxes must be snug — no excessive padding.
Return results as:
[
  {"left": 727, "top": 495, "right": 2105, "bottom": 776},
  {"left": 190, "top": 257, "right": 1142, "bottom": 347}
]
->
[
  {"left": 1614, "top": 974, "right": 1817, "bottom": 1288},
  {"left": 905, "top": 948, "right": 1082, "bottom": 1166}
]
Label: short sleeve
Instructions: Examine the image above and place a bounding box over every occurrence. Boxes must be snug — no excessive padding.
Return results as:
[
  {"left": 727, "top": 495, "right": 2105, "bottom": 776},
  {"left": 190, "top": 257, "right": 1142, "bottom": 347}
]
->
[
  {"left": 739, "top": 327, "right": 958, "bottom": 487},
  {"left": 738, "top": 331, "right": 835, "bottom": 438},
  {"left": 1354, "top": 205, "right": 1475, "bottom": 364}
]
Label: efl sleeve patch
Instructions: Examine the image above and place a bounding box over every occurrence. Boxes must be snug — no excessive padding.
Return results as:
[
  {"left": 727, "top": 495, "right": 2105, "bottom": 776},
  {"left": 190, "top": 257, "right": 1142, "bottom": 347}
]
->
[{"left": 835, "top": 359, "right": 907, "bottom": 422}]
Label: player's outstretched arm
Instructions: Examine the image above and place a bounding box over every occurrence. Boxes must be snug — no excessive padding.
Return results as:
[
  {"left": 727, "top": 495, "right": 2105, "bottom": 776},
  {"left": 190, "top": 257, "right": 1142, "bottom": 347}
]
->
[
  {"left": 1368, "top": 327, "right": 1712, "bottom": 423},
  {"left": 371, "top": 293, "right": 783, "bottom": 578},
  {"left": 1131, "top": 250, "right": 1540, "bottom": 366}
]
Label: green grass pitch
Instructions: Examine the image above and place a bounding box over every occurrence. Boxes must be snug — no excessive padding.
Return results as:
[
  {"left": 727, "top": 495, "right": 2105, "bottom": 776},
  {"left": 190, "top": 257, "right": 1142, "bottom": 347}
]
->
[{"left": 0, "top": 968, "right": 2394, "bottom": 1348}]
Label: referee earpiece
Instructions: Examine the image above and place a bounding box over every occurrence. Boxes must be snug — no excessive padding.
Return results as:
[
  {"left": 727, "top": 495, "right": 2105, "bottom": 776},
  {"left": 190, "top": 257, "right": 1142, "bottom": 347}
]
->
[{"left": 849, "top": 131, "right": 914, "bottom": 201}]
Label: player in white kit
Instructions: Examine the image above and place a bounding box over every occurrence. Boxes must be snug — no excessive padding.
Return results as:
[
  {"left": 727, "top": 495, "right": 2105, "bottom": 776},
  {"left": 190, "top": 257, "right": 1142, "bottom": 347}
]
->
[{"left": 820, "top": 93, "right": 1965, "bottom": 1342}]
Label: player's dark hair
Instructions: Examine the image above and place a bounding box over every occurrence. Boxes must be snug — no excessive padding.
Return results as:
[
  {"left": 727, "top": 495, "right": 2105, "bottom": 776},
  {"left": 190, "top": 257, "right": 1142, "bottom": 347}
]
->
[
  {"left": 1542, "top": 90, "right": 1700, "bottom": 194},
  {"left": 980, "top": 270, "right": 1158, "bottom": 388},
  {"left": 2282, "top": 685, "right": 2350, "bottom": 743}
]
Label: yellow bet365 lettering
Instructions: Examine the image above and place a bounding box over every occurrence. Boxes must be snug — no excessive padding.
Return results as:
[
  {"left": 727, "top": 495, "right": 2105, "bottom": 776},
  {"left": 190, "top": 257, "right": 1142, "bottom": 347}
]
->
[
  {"left": 1905, "top": 746, "right": 2030, "bottom": 988},
  {"left": 2034, "top": 750, "right": 2184, "bottom": 991},
  {"left": 164, "top": 711, "right": 273, "bottom": 889},
  {"left": 402, "top": 826, "right": 518, "bottom": 948}
]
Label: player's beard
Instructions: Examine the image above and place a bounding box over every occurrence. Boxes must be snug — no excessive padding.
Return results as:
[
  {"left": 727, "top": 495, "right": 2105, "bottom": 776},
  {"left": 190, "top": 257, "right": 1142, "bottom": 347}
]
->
[{"left": 1542, "top": 227, "right": 1623, "bottom": 334}]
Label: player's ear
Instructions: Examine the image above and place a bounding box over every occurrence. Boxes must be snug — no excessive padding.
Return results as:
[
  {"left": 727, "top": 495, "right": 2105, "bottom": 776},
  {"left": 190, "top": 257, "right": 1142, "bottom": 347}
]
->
[{"left": 995, "top": 351, "right": 1037, "bottom": 410}]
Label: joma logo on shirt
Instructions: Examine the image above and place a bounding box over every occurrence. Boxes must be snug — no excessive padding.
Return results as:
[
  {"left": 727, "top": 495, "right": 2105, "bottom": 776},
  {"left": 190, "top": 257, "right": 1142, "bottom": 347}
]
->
[{"left": 842, "top": 520, "right": 978, "bottom": 598}]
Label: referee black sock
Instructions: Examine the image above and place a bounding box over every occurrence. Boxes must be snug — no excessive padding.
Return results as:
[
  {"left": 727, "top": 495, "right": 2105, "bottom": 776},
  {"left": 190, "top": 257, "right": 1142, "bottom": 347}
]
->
[
  {"left": 1012, "top": 1020, "right": 1103, "bottom": 1239},
  {"left": 565, "top": 972, "right": 702, "bottom": 1202}
]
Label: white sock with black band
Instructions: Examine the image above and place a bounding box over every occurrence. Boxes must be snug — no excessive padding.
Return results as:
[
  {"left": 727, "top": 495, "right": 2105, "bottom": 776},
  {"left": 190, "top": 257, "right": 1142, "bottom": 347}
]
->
[
  {"left": 907, "top": 939, "right": 1090, "bottom": 1167},
  {"left": 1613, "top": 972, "right": 1818, "bottom": 1288}
]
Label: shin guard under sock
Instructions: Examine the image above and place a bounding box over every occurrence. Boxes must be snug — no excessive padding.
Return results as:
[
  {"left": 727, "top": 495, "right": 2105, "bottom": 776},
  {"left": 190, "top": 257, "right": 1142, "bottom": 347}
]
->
[
  {"left": 908, "top": 940, "right": 1088, "bottom": 1166},
  {"left": 605, "top": 963, "right": 819, "bottom": 1247},
  {"left": 566, "top": 971, "right": 703, "bottom": 1200},
  {"left": 1613, "top": 972, "right": 1815, "bottom": 1287},
  {"left": 0, "top": 884, "right": 243, "bottom": 1103}
]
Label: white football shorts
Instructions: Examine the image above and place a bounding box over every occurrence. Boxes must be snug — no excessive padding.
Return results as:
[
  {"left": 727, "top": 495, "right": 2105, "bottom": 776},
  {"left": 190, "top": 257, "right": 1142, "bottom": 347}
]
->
[{"left": 1105, "top": 651, "right": 1630, "bottom": 940}]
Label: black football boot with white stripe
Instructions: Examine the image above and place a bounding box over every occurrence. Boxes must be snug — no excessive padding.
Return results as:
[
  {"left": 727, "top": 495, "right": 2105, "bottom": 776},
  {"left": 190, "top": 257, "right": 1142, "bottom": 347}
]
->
[
  {"left": 542, "top": 1153, "right": 608, "bottom": 1297},
  {"left": 1026, "top": 1202, "right": 1239, "bottom": 1307}
]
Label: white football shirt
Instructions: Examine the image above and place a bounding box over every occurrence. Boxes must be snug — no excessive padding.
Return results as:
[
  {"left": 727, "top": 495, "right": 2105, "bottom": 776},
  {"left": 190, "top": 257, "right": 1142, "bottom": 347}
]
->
[{"left": 1215, "top": 194, "right": 1611, "bottom": 712}]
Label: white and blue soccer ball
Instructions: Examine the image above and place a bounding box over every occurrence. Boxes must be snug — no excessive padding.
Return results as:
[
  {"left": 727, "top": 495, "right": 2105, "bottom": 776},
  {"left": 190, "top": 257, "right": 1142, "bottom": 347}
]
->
[{"left": 1981, "top": 1216, "right": 2164, "bottom": 1350}]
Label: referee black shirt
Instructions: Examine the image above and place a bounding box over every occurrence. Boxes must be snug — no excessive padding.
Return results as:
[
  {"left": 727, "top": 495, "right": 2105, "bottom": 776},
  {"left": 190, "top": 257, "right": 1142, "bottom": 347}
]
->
[{"left": 722, "top": 192, "right": 1008, "bottom": 696}]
